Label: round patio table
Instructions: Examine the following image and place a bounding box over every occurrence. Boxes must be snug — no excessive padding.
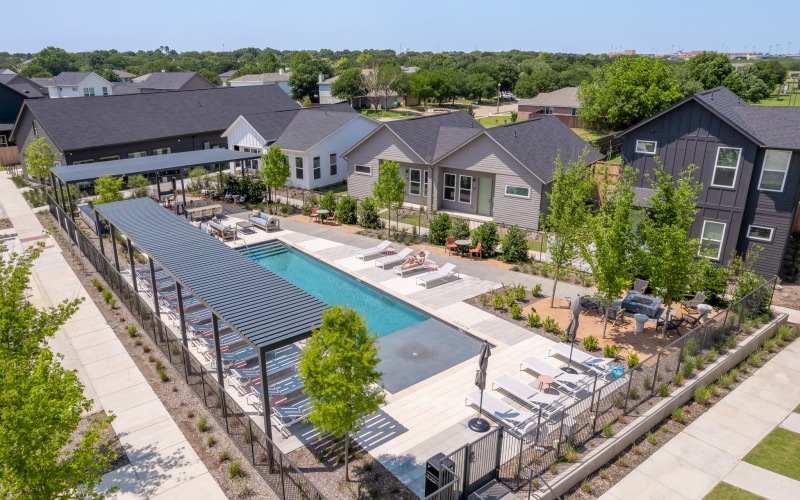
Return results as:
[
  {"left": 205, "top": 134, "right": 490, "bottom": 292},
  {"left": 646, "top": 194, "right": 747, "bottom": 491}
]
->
[
  {"left": 455, "top": 239, "right": 471, "bottom": 257},
  {"left": 316, "top": 209, "right": 330, "bottom": 223},
  {"left": 537, "top": 374, "right": 554, "bottom": 391}
]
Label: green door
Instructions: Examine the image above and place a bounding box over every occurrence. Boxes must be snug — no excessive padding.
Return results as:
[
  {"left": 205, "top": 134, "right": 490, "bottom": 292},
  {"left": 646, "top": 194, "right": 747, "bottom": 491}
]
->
[{"left": 477, "top": 177, "right": 492, "bottom": 216}]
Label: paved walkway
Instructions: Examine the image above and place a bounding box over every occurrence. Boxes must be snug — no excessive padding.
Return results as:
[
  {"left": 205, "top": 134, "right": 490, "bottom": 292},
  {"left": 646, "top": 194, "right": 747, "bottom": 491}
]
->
[
  {"left": 602, "top": 336, "right": 800, "bottom": 500},
  {"left": 0, "top": 173, "right": 225, "bottom": 499}
]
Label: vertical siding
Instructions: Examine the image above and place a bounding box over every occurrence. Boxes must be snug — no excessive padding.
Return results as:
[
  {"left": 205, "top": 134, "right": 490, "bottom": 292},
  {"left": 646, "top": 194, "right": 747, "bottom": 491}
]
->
[
  {"left": 225, "top": 122, "right": 266, "bottom": 150},
  {"left": 345, "top": 127, "right": 422, "bottom": 199}
]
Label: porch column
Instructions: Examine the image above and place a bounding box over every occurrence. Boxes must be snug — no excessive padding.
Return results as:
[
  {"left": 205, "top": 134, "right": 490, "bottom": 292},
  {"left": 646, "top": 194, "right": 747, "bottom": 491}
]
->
[
  {"left": 127, "top": 238, "right": 138, "bottom": 293},
  {"left": 109, "top": 224, "right": 120, "bottom": 272}
]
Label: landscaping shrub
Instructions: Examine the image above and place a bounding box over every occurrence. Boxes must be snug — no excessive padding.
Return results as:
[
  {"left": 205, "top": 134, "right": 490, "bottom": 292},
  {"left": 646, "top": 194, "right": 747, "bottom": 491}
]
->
[
  {"left": 583, "top": 335, "right": 599, "bottom": 351},
  {"left": 603, "top": 344, "right": 621, "bottom": 360},
  {"left": 730, "top": 368, "right": 740, "bottom": 381},
  {"left": 227, "top": 460, "right": 243, "bottom": 478},
  {"left": 658, "top": 383, "right": 669, "bottom": 397},
  {"left": 320, "top": 191, "right": 337, "bottom": 212},
  {"left": 628, "top": 386, "right": 640, "bottom": 400},
  {"left": 543, "top": 316, "right": 562, "bottom": 335},
  {"left": 187, "top": 167, "right": 207, "bottom": 191},
  {"left": 301, "top": 193, "right": 319, "bottom": 216},
  {"left": 243, "top": 425, "right": 253, "bottom": 444},
  {"left": 671, "top": 407, "right": 686, "bottom": 423},
  {"left": 451, "top": 218, "right": 471, "bottom": 240},
  {"left": 725, "top": 334, "right": 739, "bottom": 350},
  {"left": 471, "top": 222, "right": 500, "bottom": 258},
  {"left": 336, "top": 196, "right": 358, "bottom": 224},
  {"left": 681, "top": 358, "right": 695, "bottom": 378},
  {"left": 357, "top": 196, "right": 381, "bottom": 229},
  {"left": 602, "top": 423, "right": 614, "bottom": 437},
  {"left": 11, "top": 175, "right": 29, "bottom": 188},
  {"left": 527, "top": 312, "right": 542, "bottom": 328},
  {"left": 479, "top": 293, "right": 491, "bottom": 307},
  {"left": 694, "top": 386, "right": 711, "bottom": 405},
  {"left": 718, "top": 372, "right": 733, "bottom": 389},
  {"left": 197, "top": 415, "right": 208, "bottom": 432},
  {"left": 694, "top": 354, "right": 705, "bottom": 370},
  {"left": 706, "top": 347, "right": 718, "bottom": 362},
  {"left": 492, "top": 294, "right": 505, "bottom": 310},
  {"left": 219, "top": 449, "right": 231, "bottom": 462},
  {"left": 510, "top": 304, "right": 522, "bottom": 320},
  {"left": 92, "top": 278, "right": 103, "bottom": 291},
  {"left": 427, "top": 212, "right": 452, "bottom": 245},
  {"left": 157, "top": 365, "right": 169, "bottom": 382},
  {"left": 643, "top": 374, "right": 653, "bottom": 391},
  {"left": 685, "top": 338, "right": 700, "bottom": 357},
  {"left": 101, "top": 289, "right": 115, "bottom": 308},
  {"left": 207, "top": 435, "right": 217, "bottom": 447},
  {"left": 513, "top": 284, "right": 527, "bottom": 302},
  {"left": 500, "top": 225, "right": 529, "bottom": 263},
  {"left": 646, "top": 432, "right": 658, "bottom": 445},
  {"left": 531, "top": 283, "right": 543, "bottom": 297},
  {"left": 674, "top": 373, "right": 684, "bottom": 386},
  {"left": 127, "top": 325, "right": 137, "bottom": 337}
]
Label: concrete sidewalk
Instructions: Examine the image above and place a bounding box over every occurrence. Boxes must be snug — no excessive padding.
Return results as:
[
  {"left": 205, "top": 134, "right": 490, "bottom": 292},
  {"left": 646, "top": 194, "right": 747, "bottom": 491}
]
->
[
  {"left": 602, "top": 336, "right": 800, "bottom": 500},
  {"left": 0, "top": 173, "right": 225, "bottom": 499}
]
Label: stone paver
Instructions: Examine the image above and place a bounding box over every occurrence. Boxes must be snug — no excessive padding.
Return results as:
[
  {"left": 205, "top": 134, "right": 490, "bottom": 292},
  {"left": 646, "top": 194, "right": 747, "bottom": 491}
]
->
[
  {"left": 779, "top": 412, "right": 800, "bottom": 434},
  {"left": 724, "top": 461, "right": 800, "bottom": 500}
]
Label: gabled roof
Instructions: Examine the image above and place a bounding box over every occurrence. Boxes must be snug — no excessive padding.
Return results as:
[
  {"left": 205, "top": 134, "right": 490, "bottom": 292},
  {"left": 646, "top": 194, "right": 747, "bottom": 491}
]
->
[
  {"left": 52, "top": 72, "right": 96, "bottom": 86},
  {"left": 132, "top": 71, "right": 213, "bottom": 90},
  {"left": 12, "top": 85, "right": 299, "bottom": 150},
  {"left": 0, "top": 80, "right": 43, "bottom": 99},
  {"left": 110, "top": 83, "right": 143, "bottom": 95},
  {"left": 518, "top": 87, "right": 580, "bottom": 108},
  {"left": 229, "top": 72, "right": 292, "bottom": 83},
  {"left": 483, "top": 117, "right": 602, "bottom": 183},
  {"left": 384, "top": 111, "right": 483, "bottom": 164},
  {"left": 113, "top": 69, "right": 136, "bottom": 78},
  {"left": 219, "top": 70, "right": 236, "bottom": 77},
  {"left": 617, "top": 87, "right": 800, "bottom": 150}
]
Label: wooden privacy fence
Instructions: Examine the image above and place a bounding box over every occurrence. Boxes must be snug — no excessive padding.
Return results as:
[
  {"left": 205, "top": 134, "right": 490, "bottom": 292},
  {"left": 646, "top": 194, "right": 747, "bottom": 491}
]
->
[
  {"left": 592, "top": 161, "right": 620, "bottom": 184},
  {"left": 0, "top": 146, "right": 19, "bottom": 166}
]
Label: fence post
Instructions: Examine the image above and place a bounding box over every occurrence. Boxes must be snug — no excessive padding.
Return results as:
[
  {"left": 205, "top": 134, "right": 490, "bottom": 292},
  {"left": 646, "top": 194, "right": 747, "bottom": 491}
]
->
[
  {"left": 623, "top": 370, "right": 635, "bottom": 414},
  {"left": 652, "top": 351, "right": 662, "bottom": 396},
  {"left": 279, "top": 452, "right": 287, "bottom": 499},
  {"left": 494, "top": 428, "right": 503, "bottom": 480},
  {"left": 462, "top": 442, "right": 471, "bottom": 497},
  {"left": 590, "top": 374, "right": 601, "bottom": 434}
]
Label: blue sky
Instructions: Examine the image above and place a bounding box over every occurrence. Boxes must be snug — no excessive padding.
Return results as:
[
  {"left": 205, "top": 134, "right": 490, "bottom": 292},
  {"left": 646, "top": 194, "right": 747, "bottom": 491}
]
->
[{"left": 6, "top": 0, "right": 797, "bottom": 55}]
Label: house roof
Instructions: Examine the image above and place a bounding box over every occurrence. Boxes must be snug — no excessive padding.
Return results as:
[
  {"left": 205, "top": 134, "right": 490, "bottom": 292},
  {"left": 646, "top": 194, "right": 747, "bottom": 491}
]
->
[
  {"left": 518, "top": 87, "right": 580, "bottom": 108},
  {"left": 132, "top": 72, "right": 211, "bottom": 90},
  {"left": 384, "top": 111, "right": 483, "bottom": 163},
  {"left": 484, "top": 116, "right": 603, "bottom": 183},
  {"left": 113, "top": 69, "right": 135, "bottom": 78},
  {"left": 52, "top": 72, "right": 95, "bottom": 86},
  {"left": 617, "top": 87, "right": 800, "bottom": 150},
  {"left": 110, "top": 83, "right": 143, "bottom": 95},
  {"left": 0, "top": 79, "right": 44, "bottom": 99},
  {"left": 219, "top": 70, "right": 236, "bottom": 77},
  {"left": 229, "top": 72, "right": 292, "bottom": 83},
  {"left": 319, "top": 75, "right": 339, "bottom": 85},
  {"left": 30, "top": 77, "right": 54, "bottom": 87},
  {"left": 12, "top": 85, "right": 299, "bottom": 150}
]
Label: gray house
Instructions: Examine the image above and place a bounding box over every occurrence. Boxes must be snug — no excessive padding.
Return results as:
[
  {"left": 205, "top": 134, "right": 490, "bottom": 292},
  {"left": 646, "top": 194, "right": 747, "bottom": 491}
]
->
[
  {"left": 343, "top": 112, "right": 601, "bottom": 230},
  {"left": 616, "top": 87, "right": 800, "bottom": 279}
]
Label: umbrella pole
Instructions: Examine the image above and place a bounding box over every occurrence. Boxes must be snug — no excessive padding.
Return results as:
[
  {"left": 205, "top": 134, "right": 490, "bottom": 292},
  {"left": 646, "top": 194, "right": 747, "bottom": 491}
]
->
[{"left": 469, "top": 390, "right": 490, "bottom": 432}]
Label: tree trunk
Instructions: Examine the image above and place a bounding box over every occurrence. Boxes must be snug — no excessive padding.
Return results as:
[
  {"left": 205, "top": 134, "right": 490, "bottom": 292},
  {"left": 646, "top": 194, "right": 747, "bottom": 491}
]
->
[
  {"left": 344, "top": 432, "right": 350, "bottom": 481},
  {"left": 550, "top": 272, "right": 560, "bottom": 308},
  {"left": 601, "top": 300, "right": 610, "bottom": 338},
  {"left": 661, "top": 299, "right": 672, "bottom": 337}
]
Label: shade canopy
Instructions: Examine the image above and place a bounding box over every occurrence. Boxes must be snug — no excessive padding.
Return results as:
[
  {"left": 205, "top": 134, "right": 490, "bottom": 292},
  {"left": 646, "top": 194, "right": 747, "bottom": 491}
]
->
[
  {"left": 93, "top": 197, "right": 327, "bottom": 350},
  {"left": 51, "top": 149, "right": 261, "bottom": 184}
]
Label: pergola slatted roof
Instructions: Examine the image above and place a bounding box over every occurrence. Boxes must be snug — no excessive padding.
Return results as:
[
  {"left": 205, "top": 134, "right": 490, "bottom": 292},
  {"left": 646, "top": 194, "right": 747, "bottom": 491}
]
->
[
  {"left": 93, "top": 197, "right": 327, "bottom": 349},
  {"left": 51, "top": 149, "right": 262, "bottom": 183}
]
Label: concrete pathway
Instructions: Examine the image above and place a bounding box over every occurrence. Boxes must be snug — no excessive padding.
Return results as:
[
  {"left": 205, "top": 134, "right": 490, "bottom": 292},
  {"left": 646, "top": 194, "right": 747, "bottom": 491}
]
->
[
  {"left": 602, "top": 336, "right": 800, "bottom": 500},
  {"left": 0, "top": 173, "right": 225, "bottom": 499}
]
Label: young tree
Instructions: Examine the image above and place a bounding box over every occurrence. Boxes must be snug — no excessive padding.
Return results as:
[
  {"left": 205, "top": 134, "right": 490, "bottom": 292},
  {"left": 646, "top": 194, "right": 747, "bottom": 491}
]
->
[
  {"left": 23, "top": 137, "right": 57, "bottom": 189},
  {"left": 378, "top": 63, "right": 405, "bottom": 110},
  {"left": 331, "top": 68, "right": 364, "bottom": 106},
  {"left": 584, "top": 165, "right": 637, "bottom": 337},
  {"left": 686, "top": 51, "right": 734, "bottom": 90},
  {"left": 371, "top": 160, "right": 405, "bottom": 237},
  {"left": 639, "top": 161, "right": 703, "bottom": 335},
  {"left": 544, "top": 152, "right": 596, "bottom": 306},
  {"left": 361, "top": 67, "right": 382, "bottom": 111},
  {"left": 0, "top": 243, "right": 116, "bottom": 499},
  {"left": 127, "top": 174, "right": 150, "bottom": 198},
  {"left": 259, "top": 145, "right": 289, "bottom": 204},
  {"left": 298, "top": 306, "right": 384, "bottom": 482},
  {"left": 94, "top": 175, "right": 124, "bottom": 204}
]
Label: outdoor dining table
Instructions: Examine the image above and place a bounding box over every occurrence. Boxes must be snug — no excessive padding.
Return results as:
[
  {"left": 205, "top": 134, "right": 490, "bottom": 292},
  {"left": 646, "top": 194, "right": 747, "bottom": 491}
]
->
[
  {"left": 316, "top": 209, "right": 330, "bottom": 223},
  {"left": 185, "top": 203, "right": 222, "bottom": 221},
  {"left": 455, "top": 239, "right": 471, "bottom": 257}
]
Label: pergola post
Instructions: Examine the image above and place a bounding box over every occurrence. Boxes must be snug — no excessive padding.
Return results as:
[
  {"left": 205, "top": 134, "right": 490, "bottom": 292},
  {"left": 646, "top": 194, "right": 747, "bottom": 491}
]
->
[
  {"left": 259, "top": 347, "right": 275, "bottom": 471},
  {"left": 176, "top": 282, "right": 189, "bottom": 347},
  {"left": 179, "top": 168, "right": 187, "bottom": 217},
  {"left": 65, "top": 181, "right": 75, "bottom": 221},
  {"left": 148, "top": 257, "right": 161, "bottom": 330},
  {"left": 95, "top": 211, "right": 105, "bottom": 256},
  {"left": 127, "top": 238, "right": 138, "bottom": 293},
  {"left": 50, "top": 172, "right": 59, "bottom": 206},
  {"left": 155, "top": 171, "right": 162, "bottom": 199},
  {"left": 109, "top": 224, "right": 120, "bottom": 272},
  {"left": 58, "top": 178, "right": 67, "bottom": 214},
  {"left": 211, "top": 314, "right": 228, "bottom": 425}
]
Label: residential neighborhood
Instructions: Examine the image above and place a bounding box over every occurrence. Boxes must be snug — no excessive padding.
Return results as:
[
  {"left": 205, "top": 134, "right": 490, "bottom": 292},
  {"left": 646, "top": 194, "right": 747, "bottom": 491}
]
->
[{"left": 2, "top": 4, "right": 800, "bottom": 500}]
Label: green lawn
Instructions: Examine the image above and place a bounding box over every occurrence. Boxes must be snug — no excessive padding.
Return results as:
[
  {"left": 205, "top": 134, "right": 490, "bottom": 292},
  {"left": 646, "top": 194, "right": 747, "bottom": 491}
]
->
[
  {"left": 749, "top": 95, "right": 800, "bottom": 107},
  {"left": 743, "top": 428, "right": 800, "bottom": 481},
  {"left": 379, "top": 211, "right": 423, "bottom": 227},
  {"left": 478, "top": 116, "right": 513, "bottom": 128},
  {"left": 704, "top": 482, "right": 766, "bottom": 500},
  {"left": 795, "top": 403, "right": 800, "bottom": 413},
  {"left": 360, "top": 109, "right": 410, "bottom": 118},
  {"left": 570, "top": 128, "right": 607, "bottom": 142}
]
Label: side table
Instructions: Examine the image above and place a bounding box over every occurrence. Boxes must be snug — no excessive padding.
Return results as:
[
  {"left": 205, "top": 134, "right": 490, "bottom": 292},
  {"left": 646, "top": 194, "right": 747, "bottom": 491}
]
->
[{"left": 538, "top": 374, "right": 554, "bottom": 391}]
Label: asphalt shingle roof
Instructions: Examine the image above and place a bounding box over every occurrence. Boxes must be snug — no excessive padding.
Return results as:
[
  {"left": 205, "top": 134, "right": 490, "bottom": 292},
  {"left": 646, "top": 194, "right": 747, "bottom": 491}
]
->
[
  {"left": 52, "top": 72, "right": 94, "bottom": 86},
  {"left": 132, "top": 72, "right": 211, "bottom": 90},
  {"left": 385, "top": 111, "right": 483, "bottom": 163},
  {"left": 17, "top": 85, "right": 299, "bottom": 151},
  {"left": 230, "top": 72, "right": 292, "bottom": 83},
  {"left": 485, "top": 116, "right": 603, "bottom": 183},
  {"left": 517, "top": 87, "right": 580, "bottom": 108}
]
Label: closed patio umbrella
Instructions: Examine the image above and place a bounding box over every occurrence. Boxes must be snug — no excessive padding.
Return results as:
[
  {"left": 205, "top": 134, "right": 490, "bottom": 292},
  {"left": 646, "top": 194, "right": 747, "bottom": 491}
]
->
[{"left": 469, "top": 341, "right": 492, "bottom": 432}]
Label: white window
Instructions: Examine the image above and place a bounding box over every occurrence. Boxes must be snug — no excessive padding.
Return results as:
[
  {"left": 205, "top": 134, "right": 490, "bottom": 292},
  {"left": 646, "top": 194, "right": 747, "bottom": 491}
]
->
[
  {"left": 747, "top": 225, "right": 774, "bottom": 242},
  {"left": 83, "top": 87, "right": 95, "bottom": 96},
  {"left": 409, "top": 169, "right": 422, "bottom": 195},
  {"left": 203, "top": 141, "right": 211, "bottom": 149},
  {"left": 354, "top": 164, "right": 371, "bottom": 175},
  {"left": 71, "top": 87, "right": 77, "bottom": 91},
  {"left": 329, "top": 153, "right": 337, "bottom": 176},
  {"left": 443, "top": 173, "right": 456, "bottom": 201},
  {"left": 635, "top": 140, "right": 657, "bottom": 155},
  {"left": 102, "top": 86, "right": 109, "bottom": 96},
  {"left": 313, "top": 156, "right": 321, "bottom": 180},
  {"left": 99, "top": 155, "right": 120, "bottom": 161},
  {"left": 711, "top": 147, "right": 741, "bottom": 188},
  {"left": 699, "top": 220, "right": 727, "bottom": 260},
  {"left": 459, "top": 175, "right": 473, "bottom": 204},
  {"left": 0, "top": 135, "right": 7, "bottom": 147},
  {"left": 505, "top": 185, "right": 530, "bottom": 198},
  {"left": 128, "top": 151, "right": 147, "bottom": 158},
  {"left": 757, "top": 150, "right": 792, "bottom": 192},
  {"left": 422, "top": 170, "right": 429, "bottom": 197},
  {"left": 153, "top": 147, "right": 171, "bottom": 155},
  {"left": 295, "top": 157, "right": 304, "bottom": 179},
  {"left": 545, "top": 106, "right": 554, "bottom": 115}
]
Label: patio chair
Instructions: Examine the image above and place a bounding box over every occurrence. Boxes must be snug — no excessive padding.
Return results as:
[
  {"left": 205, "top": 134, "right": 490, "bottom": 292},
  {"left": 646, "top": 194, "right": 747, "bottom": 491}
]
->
[
  {"left": 681, "top": 291, "right": 707, "bottom": 311},
  {"left": 632, "top": 279, "right": 649, "bottom": 294},
  {"left": 445, "top": 237, "right": 458, "bottom": 255},
  {"left": 657, "top": 314, "right": 688, "bottom": 332},
  {"left": 469, "top": 242, "right": 483, "bottom": 259},
  {"left": 354, "top": 240, "right": 392, "bottom": 260},
  {"left": 580, "top": 296, "right": 603, "bottom": 316},
  {"left": 415, "top": 263, "right": 459, "bottom": 288},
  {"left": 374, "top": 248, "right": 413, "bottom": 269},
  {"left": 465, "top": 391, "right": 534, "bottom": 436},
  {"left": 491, "top": 374, "right": 562, "bottom": 416},
  {"left": 234, "top": 195, "right": 247, "bottom": 205},
  {"left": 548, "top": 343, "right": 615, "bottom": 374},
  {"left": 229, "top": 375, "right": 261, "bottom": 396},
  {"left": 271, "top": 397, "right": 313, "bottom": 437},
  {"left": 520, "top": 356, "right": 595, "bottom": 396},
  {"left": 606, "top": 302, "right": 626, "bottom": 326},
  {"left": 207, "top": 346, "right": 258, "bottom": 368},
  {"left": 246, "top": 374, "right": 305, "bottom": 413},
  {"left": 393, "top": 251, "right": 431, "bottom": 277},
  {"left": 309, "top": 207, "right": 319, "bottom": 223}
]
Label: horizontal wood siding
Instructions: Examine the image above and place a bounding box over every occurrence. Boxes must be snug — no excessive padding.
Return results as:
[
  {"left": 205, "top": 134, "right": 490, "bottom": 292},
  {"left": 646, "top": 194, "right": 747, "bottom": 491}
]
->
[
  {"left": 346, "top": 127, "right": 422, "bottom": 199},
  {"left": 306, "top": 117, "right": 378, "bottom": 189}
]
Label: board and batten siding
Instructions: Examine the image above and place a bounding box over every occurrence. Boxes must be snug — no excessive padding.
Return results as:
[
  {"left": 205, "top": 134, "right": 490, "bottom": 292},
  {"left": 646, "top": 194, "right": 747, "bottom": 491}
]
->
[
  {"left": 436, "top": 134, "right": 544, "bottom": 230},
  {"left": 305, "top": 116, "right": 379, "bottom": 190},
  {"left": 346, "top": 126, "right": 423, "bottom": 200},
  {"left": 225, "top": 124, "right": 266, "bottom": 151}
]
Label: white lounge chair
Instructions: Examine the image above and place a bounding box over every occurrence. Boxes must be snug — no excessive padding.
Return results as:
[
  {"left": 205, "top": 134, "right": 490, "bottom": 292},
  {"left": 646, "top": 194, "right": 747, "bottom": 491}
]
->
[
  {"left": 392, "top": 251, "right": 431, "bottom": 276},
  {"left": 416, "top": 262, "right": 459, "bottom": 288},
  {"left": 547, "top": 343, "right": 615, "bottom": 375},
  {"left": 245, "top": 374, "right": 305, "bottom": 413},
  {"left": 465, "top": 391, "right": 534, "bottom": 436},
  {"left": 354, "top": 240, "right": 392, "bottom": 260},
  {"left": 520, "top": 356, "right": 594, "bottom": 396},
  {"left": 271, "top": 397, "right": 313, "bottom": 437},
  {"left": 374, "top": 248, "right": 413, "bottom": 269},
  {"left": 491, "top": 374, "right": 562, "bottom": 417}
]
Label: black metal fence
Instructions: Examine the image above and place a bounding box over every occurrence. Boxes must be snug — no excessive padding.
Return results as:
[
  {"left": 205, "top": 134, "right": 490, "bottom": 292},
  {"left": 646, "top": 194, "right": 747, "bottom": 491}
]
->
[
  {"left": 48, "top": 196, "right": 324, "bottom": 500},
  {"left": 427, "top": 274, "right": 778, "bottom": 498}
]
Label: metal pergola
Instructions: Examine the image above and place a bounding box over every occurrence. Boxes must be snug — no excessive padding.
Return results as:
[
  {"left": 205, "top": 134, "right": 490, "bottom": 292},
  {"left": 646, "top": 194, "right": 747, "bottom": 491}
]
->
[{"left": 93, "top": 197, "right": 326, "bottom": 442}]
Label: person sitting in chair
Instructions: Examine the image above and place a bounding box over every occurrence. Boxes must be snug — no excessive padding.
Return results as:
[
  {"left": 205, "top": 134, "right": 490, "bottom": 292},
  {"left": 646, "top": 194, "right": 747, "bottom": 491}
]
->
[{"left": 400, "top": 251, "right": 425, "bottom": 270}]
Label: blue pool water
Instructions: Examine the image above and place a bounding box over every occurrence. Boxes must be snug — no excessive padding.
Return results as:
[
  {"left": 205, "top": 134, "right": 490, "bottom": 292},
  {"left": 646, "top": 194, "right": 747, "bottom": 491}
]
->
[{"left": 244, "top": 243, "right": 428, "bottom": 337}]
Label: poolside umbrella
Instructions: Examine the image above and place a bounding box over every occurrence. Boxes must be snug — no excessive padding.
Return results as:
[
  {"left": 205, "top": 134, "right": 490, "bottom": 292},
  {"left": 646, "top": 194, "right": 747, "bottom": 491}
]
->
[
  {"left": 567, "top": 295, "right": 581, "bottom": 366},
  {"left": 469, "top": 341, "right": 492, "bottom": 432}
]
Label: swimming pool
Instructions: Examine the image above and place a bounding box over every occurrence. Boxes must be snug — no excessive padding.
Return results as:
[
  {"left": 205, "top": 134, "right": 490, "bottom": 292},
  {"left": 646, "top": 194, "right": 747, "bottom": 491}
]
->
[{"left": 243, "top": 242, "right": 428, "bottom": 337}]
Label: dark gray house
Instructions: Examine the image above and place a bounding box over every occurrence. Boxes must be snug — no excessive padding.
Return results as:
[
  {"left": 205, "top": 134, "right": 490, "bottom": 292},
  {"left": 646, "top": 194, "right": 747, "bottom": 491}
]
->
[
  {"left": 616, "top": 87, "right": 800, "bottom": 279},
  {"left": 11, "top": 85, "right": 299, "bottom": 170},
  {"left": 0, "top": 74, "right": 45, "bottom": 147},
  {"left": 344, "top": 111, "right": 602, "bottom": 230}
]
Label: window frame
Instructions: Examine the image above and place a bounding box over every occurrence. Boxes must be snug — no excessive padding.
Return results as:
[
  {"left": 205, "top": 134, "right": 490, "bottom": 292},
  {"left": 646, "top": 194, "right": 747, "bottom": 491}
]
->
[
  {"left": 710, "top": 146, "right": 741, "bottom": 189},
  {"left": 153, "top": 147, "right": 171, "bottom": 155},
  {"left": 409, "top": 168, "right": 422, "bottom": 195},
  {"left": 634, "top": 140, "right": 658, "bottom": 155},
  {"left": 443, "top": 173, "right": 456, "bottom": 201},
  {"left": 99, "top": 155, "right": 120, "bottom": 161},
  {"left": 128, "top": 151, "right": 147, "bottom": 158},
  {"left": 698, "top": 220, "right": 727, "bottom": 260},
  {"left": 295, "top": 157, "right": 304, "bottom": 179},
  {"left": 329, "top": 153, "right": 337, "bottom": 176},
  {"left": 102, "top": 86, "right": 109, "bottom": 96},
  {"left": 544, "top": 106, "right": 554, "bottom": 115},
  {"left": 354, "top": 164, "right": 371, "bottom": 175},
  {"left": 422, "top": 170, "right": 429, "bottom": 197},
  {"left": 313, "top": 156, "right": 321, "bottom": 180},
  {"left": 458, "top": 174, "right": 473, "bottom": 204},
  {"left": 747, "top": 225, "right": 774, "bottom": 242},
  {"left": 72, "top": 159, "right": 94, "bottom": 165},
  {"left": 0, "top": 135, "right": 7, "bottom": 147},
  {"left": 757, "top": 149, "right": 792, "bottom": 192},
  {"left": 504, "top": 185, "right": 531, "bottom": 199},
  {"left": 83, "top": 87, "right": 95, "bottom": 97}
]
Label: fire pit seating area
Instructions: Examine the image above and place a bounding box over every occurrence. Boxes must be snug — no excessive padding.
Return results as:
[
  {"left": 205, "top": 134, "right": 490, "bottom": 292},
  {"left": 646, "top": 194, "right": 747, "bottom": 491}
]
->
[
  {"left": 621, "top": 291, "right": 663, "bottom": 317},
  {"left": 249, "top": 211, "right": 281, "bottom": 232}
]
